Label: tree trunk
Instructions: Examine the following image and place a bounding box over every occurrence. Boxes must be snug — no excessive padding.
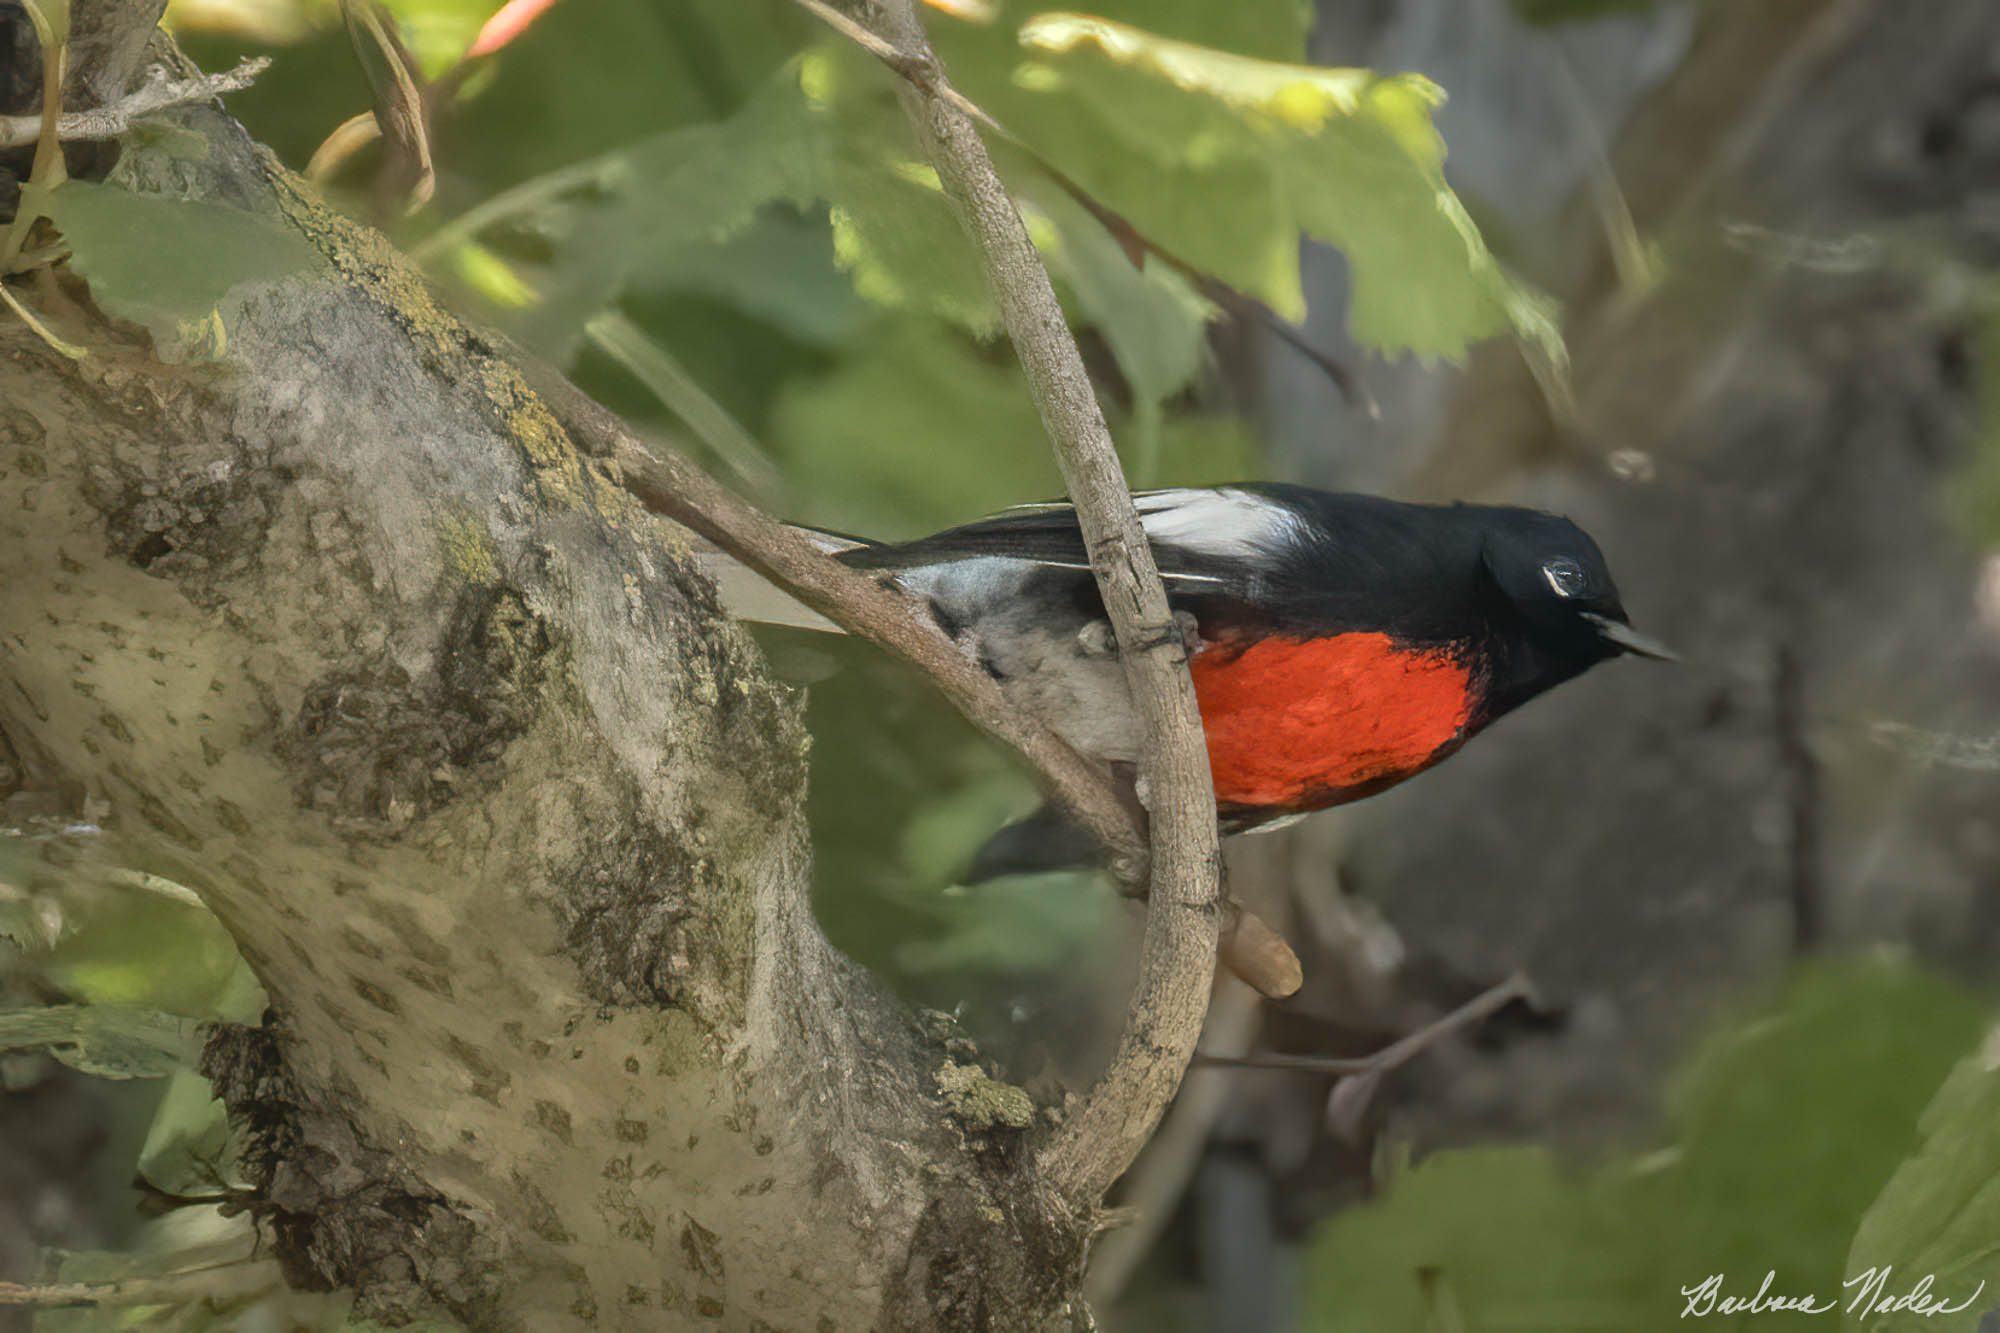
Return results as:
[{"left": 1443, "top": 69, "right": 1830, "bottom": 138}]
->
[{"left": 0, "top": 30, "right": 1092, "bottom": 1332}]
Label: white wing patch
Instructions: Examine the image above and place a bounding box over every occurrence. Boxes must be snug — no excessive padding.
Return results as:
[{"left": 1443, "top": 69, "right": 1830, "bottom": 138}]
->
[
  {"left": 994, "top": 488, "right": 1296, "bottom": 581},
  {"left": 1134, "top": 488, "right": 1303, "bottom": 561}
]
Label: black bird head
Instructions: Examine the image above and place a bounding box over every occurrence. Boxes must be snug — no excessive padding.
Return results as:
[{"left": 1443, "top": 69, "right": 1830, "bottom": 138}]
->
[{"left": 1474, "top": 508, "right": 1676, "bottom": 714}]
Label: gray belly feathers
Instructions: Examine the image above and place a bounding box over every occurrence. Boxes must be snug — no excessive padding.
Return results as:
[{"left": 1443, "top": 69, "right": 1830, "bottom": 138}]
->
[{"left": 895, "top": 558, "right": 1144, "bottom": 763}]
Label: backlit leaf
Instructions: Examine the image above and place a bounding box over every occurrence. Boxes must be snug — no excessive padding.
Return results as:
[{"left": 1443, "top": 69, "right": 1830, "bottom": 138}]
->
[{"left": 1002, "top": 13, "right": 1560, "bottom": 363}]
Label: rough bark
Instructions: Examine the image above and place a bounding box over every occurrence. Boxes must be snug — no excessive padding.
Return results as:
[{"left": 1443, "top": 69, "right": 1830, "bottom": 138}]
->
[{"left": 0, "top": 29, "right": 1102, "bottom": 1333}]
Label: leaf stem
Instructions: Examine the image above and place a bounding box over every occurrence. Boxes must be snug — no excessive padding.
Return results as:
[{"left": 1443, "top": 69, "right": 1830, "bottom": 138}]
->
[{"left": 0, "top": 280, "right": 86, "bottom": 359}]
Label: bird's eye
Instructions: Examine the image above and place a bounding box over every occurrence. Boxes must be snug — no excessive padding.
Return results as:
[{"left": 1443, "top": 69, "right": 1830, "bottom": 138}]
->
[{"left": 1542, "top": 558, "right": 1588, "bottom": 598}]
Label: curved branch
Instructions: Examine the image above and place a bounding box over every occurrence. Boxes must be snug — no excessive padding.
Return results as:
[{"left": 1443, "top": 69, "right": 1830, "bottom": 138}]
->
[{"left": 865, "top": 0, "right": 1223, "bottom": 1208}]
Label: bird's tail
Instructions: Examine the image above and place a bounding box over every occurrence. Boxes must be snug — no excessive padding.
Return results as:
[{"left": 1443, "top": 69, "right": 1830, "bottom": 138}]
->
[
  {"left": 697, "top": 525, "right": 867, "bottom": 633},
  {"left": 963, "top": 802, "right": 1106, "bottom": 882}
]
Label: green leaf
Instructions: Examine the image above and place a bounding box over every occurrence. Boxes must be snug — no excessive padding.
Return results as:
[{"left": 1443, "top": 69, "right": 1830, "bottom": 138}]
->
[
  {"left": 1052, "top": 0, "right": 1313, "bottom": 60},
  {"left": 1845, "top": 1032, "right": 2000, "bottom": 1332},
  {"left": 940, "top": 12, "right": 1563, "bottom": 364},
  {"left": 1019, "top": 178, "right": 1214, "bottom": 411},
  {"left": 45, "top": 888, "right": 259, "bottom": 1019},
  {"left": 0, "top": 1004, "right": 202, "bottom": 1079},
  {"left": 446, "top": 62, "right": 825, "bottom": 358},
  {"left": 137, "top": 1066, "right": 238, "bottom": 1197},
  {"left": 803, "top": 44, "right": 1220, "bottom": 410},
  {"left": 829, "top": 158, "right": 999, "bottom": 336},
  {"left": 1146, "top": 410, "right": 1262, "bottom": 489},
  {"left": 1303, "top": 960, "right": 1987, "bottom": 1333},
  {"left": 1306, "top": 1147, "right": 1649, "bottom": 1331},
  {"left": 769, "top": 310, "right": 1260, "bottom": 536},
  {"left": 1644, "top": 961, "right": 1987, "bottom": 1296},
  {"left": 623, "top": 207, "right": 869, "bottom": 348},
  {"left": 894, "top": 869, "right": 1106, "bottom": 976},
  {"left": 377, "top": 0, "right": 499, "bottom": 75},
  {"left": 768, "top": 315, "right": 1060, "bottom": 538},
  {"left": 442, "top": 0, "right": 810, "bottom": 189},
  {"left": 43, "top": 179, "right": 323, "bottom": 355}
]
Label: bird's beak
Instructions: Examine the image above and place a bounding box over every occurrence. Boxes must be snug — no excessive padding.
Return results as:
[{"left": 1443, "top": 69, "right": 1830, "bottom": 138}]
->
[{"left": 1583, "top": 612, "right": 1680, "bottom": 662}]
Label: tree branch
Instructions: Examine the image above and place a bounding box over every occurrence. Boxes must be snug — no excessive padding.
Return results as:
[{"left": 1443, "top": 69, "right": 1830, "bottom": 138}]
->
[
  {"left": 0, "top": 57, "right": 267, "bottom": 149},
  {"left": 1190, "top": 974, "right": 1533, "bottom": 1077},
  {"left": 859, "top": 0, "right": 1223, "bottom": 1208}
]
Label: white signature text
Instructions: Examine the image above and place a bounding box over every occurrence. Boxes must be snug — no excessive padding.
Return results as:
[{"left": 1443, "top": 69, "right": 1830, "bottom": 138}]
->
[{"left": 1679, "top": 1269, "right": 1986, "bottom": 1320}]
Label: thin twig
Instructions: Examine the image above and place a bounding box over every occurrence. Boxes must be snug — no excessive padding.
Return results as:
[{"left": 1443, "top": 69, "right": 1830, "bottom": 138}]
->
[
  {"left": 0, "top": 1261, "right": 285, "bottom": 1309},
  {"left": 794, "top": 0, "right": 992, "bottom": 124},
  {"left": 0, "top": 0, "right": 67, "bottom": 270},
  {"left": 0, "top": 58, "right": 269, "bottom": 150},
  {"left": 1192, "top": 972, "right": 1533, "bottom": 1077},
  {"left": 859, "top": 0, "right": 1224, "bottom": 1209},
  {"left": 340, "top": 0, "right": 436, "bottom": 212},
  {"left": 304, "top": 110, "right": 381, "bottom": 184},
  {"left": 0, "top": 280, "right": 86, "bottom": 358}
]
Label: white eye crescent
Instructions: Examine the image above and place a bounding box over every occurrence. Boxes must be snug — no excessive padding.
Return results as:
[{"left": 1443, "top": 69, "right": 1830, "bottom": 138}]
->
[{"left": 1542, "top": 558, "right": 1587, "bottom": 598}]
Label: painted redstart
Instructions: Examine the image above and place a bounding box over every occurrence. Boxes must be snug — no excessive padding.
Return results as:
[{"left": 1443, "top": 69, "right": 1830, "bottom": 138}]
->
[{"left": 714, "top": 484, "right": 1673, "bottom": 879}]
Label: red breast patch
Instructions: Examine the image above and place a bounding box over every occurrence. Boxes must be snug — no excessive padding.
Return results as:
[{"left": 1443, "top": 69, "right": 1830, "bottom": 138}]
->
[{"left": 1189, "top": 632, "right": 1475, "bottom": 810}]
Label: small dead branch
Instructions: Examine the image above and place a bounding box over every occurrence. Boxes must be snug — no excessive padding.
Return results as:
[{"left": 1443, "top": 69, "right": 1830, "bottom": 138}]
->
[
  {"left": 1868, "top": 719, "right": 2000, "bottom": 772},
  {"left": 0, "top": 57, "right": 268, "bottom": 150},
  {"left": 0, "top": 1261, "right": 286, "bottom": 1309},
  {"left": 1192, "top": 973, "right": 1533, "bottom": 1079},
  {"left": 1219, "top": 896, "right": 1303, "bottom": 999},
  {"left": 304, "top": 110, "right": 381, "bottom": 184},
  {"left": 511, "top": 346, "right": 1142, "bottom": 870},
  {"left": 1192, "top": 972, "right": 1534, "bottom": 1139}
]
